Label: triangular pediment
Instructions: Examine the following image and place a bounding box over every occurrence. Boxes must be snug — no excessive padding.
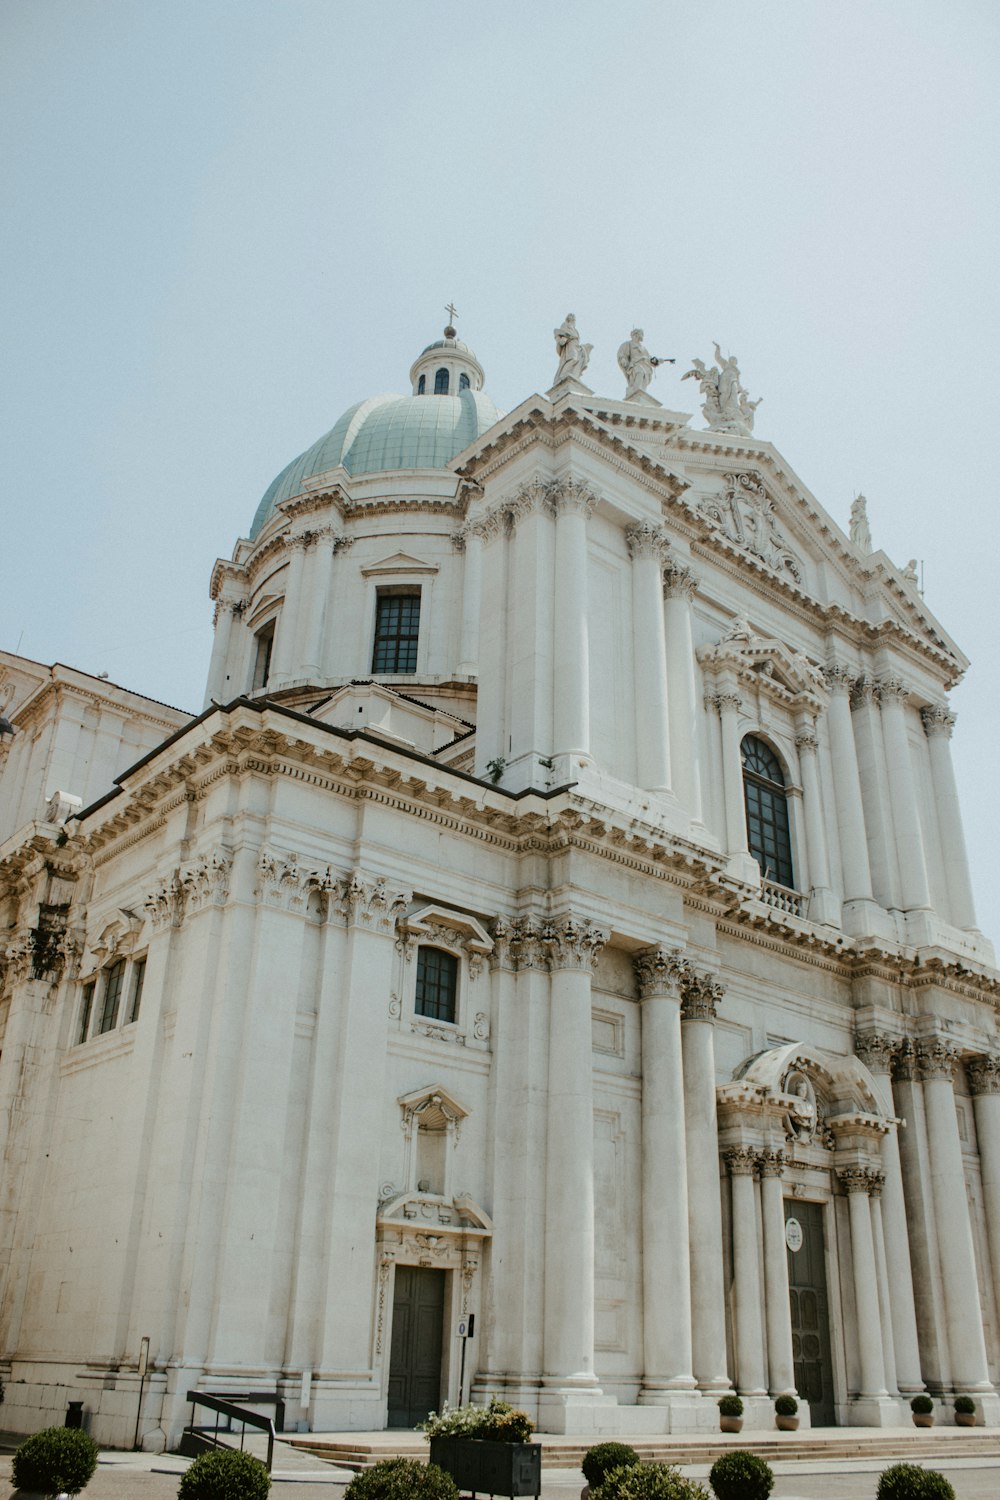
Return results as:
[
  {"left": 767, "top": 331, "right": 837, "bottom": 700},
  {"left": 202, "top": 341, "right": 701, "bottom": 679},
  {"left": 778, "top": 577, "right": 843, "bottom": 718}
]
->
[
  {"left": 698, "top": 624, "right": 827, "bottom": 709},
  {"left": 361, "top": 550, "right": 438, "bottom": 578}
]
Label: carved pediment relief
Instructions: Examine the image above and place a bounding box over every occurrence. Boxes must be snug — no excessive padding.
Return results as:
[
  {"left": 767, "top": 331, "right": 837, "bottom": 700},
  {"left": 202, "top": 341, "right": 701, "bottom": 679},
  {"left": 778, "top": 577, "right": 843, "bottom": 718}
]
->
[
  {"left": 376, "top": 1188, "right": 493, "bottom": 1237},
  {"left": 697, "top": 471, "right": 804, "bottom": 585},
  {"left": 397, "top": 903, "right": 493, "bottom": 977},
  {"left": 398, "top": 1081, "right": 470, "bottom": 1132}
]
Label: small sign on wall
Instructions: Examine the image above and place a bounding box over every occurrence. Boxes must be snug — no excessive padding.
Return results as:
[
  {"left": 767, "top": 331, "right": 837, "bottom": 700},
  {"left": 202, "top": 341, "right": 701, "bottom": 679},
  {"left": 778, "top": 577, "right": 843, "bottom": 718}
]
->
[{"left": 785, "top": 1217, "right": 804, "bottom": 1253}]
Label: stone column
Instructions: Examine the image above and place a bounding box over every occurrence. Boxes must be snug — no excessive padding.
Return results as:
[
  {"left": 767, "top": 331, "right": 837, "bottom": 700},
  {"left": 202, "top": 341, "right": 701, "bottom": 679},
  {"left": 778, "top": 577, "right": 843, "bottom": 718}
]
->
[
  {"left": 853, "top": 1032, "right": 923, "bottom": 1393},
  {"left": 967, "top": 1055, "right": 1000, "bottom": 1346},
  {"left": 634, "top": 947, "right": 695, "bottom": 1397},
  {"left": 725, "top": 1148, "right": 767, "bottom": 1394},
  {"left": 663, "top": 562, "right": 703, "bottom": 821},
  {"left": 456, "top": 527, "right": 484, "bottom": 676},
  {"left": 849, "top": 675, "right": 899, "bottom": 911},
  {"left": 715, "top": 688, "right": 749, "bottom": 860},
  {"left": 759, "top": 1151, "right": 795, "bottom": 1394},
  {"left": 918, "top": 1040, "right": 993, "bottom": 1389},
  {"left": 551, "top": 481, "right": 594, "bottom": 762},
  {"left": 839, "top": 1168, "right": 888, "bottom": 1396},
  {"left": 296, "top": 529, "right": 332, "bottom": 680},
  {"left": 204, "top": 600, "right": 236, "bottom": 706},
  {"left": 878, "top": 678, "right": 931, "bottom": 912},
  {"left": 269, "top": 537, "right": 307, "bottom": 685},
  {"left": 625, "top": 523, "right": 672, "bottom": 794},
  {"left": 868, "top": 1176, "right": 898, "bottom": 1395},
  {"left": 922, "top": 706, "right": 978, "bottom": 931},
  {"left": 540, "top": 915, "right": 607, "bottom": 1408},
  {"left": 794, "top": 719, "right": 838, "bottom": 924},
  {"left": 821, "top": 665, "right": 876, "bottom": 908},
  {"left": 681, "top": 968, "right": 729, "bottom": 1390}
]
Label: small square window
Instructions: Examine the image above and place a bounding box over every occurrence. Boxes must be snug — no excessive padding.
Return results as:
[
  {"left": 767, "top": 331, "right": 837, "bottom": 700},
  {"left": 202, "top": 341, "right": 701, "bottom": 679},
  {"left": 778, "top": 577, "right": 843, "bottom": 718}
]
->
[{"left": 415, "top": 947, "right": 458, "bottom": 1024}]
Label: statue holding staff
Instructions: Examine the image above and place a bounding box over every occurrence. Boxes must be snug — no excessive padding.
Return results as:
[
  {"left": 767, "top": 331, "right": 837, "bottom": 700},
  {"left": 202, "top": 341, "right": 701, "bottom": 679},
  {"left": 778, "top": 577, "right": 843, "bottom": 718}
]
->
[
  {"left": 552, "top": 313, "right": 592, "bottom": 386},
  {"left": 617, "top": 327, "right": 674, "bottom": 399}
]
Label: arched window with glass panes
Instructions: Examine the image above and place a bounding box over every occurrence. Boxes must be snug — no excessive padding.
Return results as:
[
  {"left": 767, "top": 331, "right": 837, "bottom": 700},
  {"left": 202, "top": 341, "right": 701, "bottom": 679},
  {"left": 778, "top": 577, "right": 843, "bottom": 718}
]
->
[{"left": 741, "top": 735, "right": 795, "bottom": 889}]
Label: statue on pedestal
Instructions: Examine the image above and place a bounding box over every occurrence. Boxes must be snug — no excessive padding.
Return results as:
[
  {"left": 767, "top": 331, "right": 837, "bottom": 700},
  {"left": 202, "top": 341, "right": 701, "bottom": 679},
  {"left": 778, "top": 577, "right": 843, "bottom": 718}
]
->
[
  {"left": 552, "top": 314, "right": 592, "bottom": 386},
  {"left": 849, "top": 494, "right": 873, "bottom": 554},
  {"left": 617, "top": 328, "right": 674, "bottom": 400},
  {"left": 682, "top": 344, "right": 760, "bottom": 435}
]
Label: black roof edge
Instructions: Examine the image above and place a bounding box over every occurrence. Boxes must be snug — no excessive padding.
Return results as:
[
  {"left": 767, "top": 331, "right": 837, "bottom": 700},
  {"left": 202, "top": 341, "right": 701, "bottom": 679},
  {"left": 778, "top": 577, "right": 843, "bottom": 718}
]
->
[{"left": 70, "top": 695, "right": 575, "bottom": 826}]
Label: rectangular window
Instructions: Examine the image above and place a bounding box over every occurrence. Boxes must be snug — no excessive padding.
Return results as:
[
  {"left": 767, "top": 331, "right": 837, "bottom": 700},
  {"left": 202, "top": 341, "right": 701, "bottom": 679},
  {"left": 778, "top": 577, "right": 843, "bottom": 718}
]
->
[
  {"left": 97, "top": 958, "right": 126, "bottom": 1035},
  {"left": 372, "top": 592, "right": 420, "bottom": 674},
  {"left": 415, "top": 946, "right": 458, "bottom": 1024},
  {"left": 252, "top": 619, "right": 275, "bottom": 690},
  {"left": 128, "top": 957, "right": 146, "bottom": 1024},
  {"left": 78, "top": 982, "right": 95, "bottom": 1044}
]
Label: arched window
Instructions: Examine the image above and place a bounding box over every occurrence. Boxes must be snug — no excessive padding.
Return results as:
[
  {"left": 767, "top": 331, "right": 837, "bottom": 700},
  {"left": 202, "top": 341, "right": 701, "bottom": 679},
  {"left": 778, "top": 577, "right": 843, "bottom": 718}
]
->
[
  {"left": 417, "top": 373, "right": 426, "bottom": 395},
  {"left": 741, "top": 735, "right": 795, "bottom": 888},
  {"left": 415, "top": 946, "right": 458, "bottom": 1024},
  {"left": 459, "top": 372, "right": 470, "bottom": 391},
  {"left": 251, "top": 619, "right": 275, "bottom": 691},
  {"left": 434, "top": 367, "right": 450, "bottom": 394}
]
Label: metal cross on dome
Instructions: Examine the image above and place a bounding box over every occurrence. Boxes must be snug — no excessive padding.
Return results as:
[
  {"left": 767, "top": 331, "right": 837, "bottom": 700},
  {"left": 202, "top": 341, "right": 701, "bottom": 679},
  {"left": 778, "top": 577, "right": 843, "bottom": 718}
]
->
[{"left": 444, "top": 302, "right": 459, "bottom": 329}]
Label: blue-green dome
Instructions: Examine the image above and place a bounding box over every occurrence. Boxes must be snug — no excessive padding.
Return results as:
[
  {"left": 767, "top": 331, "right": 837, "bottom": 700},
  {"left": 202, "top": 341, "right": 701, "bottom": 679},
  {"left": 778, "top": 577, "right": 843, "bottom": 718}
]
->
[{"left": 249, "top": 388, "right": 502, "bottom": 540}]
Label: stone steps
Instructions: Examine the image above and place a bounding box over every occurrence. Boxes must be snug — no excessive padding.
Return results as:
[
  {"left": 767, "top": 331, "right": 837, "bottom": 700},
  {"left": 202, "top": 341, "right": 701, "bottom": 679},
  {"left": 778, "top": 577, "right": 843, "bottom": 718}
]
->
[{"left": 286, "top": 1429, "right": 1000, "bottom": 1473}]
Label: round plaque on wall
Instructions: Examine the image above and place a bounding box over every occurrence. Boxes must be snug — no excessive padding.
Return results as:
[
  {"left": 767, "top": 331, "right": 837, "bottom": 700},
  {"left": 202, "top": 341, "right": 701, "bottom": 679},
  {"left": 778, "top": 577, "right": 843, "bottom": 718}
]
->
[{"left": 785, "top": 1217, "right": 804, "bottom": 1253}]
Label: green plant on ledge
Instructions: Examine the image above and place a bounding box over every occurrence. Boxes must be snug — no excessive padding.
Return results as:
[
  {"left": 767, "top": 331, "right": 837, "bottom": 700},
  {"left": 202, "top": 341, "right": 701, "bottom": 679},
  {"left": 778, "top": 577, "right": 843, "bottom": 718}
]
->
[
  {"left": 774, "top": 1394, "right": 798, "bottom": 1416},
  {"left": 910, "top": 1394, "right": 934, "bottom": 1414},
  {"left": 876, "top": 1462, "right": 955, "bottom": 1500},
  {"left": 12, "top": 1427, "right": 99, "bottom": 1497},
  {"left": 486, "top": 757, "right": 506, "bottom": 784},
  {"left": 954, "top": 1395, "right": 976, "bottom": 1414},
  {"left": 716, "top": 1394, "right": 743, "bottom": 1417}
]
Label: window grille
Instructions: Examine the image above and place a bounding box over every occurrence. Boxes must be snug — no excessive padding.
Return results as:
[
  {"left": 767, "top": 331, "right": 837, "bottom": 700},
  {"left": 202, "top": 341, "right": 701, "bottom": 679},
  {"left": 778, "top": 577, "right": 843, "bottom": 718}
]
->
[
  {"left": 97, "top": 958, "right": 127, "bottom": 1035},
  {"left": 415, "top": 947, "right": 458, "bottom": 1024},
  {"left": 741, "top": 735, "right": 795, "bottom": 889},
  {"left": 372, "top": 592, "right": 420, "bottom": 674}
]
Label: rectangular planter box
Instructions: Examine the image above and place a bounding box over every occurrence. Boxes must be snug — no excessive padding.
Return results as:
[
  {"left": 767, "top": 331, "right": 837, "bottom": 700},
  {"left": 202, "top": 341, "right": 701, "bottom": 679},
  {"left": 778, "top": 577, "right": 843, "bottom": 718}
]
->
[{"left": 429, "top": 1437, "right": 542, "bottom": 1498}]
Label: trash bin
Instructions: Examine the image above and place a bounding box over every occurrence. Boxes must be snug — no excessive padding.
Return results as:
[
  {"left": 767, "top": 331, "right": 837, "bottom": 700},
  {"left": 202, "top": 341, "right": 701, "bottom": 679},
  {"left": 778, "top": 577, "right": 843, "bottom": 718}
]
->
[{"left": 65, "top": 1401, "right": 84, "bottom": 1429}]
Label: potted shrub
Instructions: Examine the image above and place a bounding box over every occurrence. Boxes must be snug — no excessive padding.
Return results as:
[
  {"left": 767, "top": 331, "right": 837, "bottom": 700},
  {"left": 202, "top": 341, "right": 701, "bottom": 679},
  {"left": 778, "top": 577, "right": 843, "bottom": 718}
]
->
[
  {"left": 582, "top": 1442, "right": 640, "bottom": 1500},
  {"left": 954, "top": 1394, "right": 976, "bottom": 1427},
  {"left": 422, "top": 1399, "right": 540, "bottom": 1500},
  {"left": 345, "top": 1458, "right": 459, "bottom": 1500},
  {"left": 177, "top": 1448, "right": 271, "bottom": 1499},
  {"left": 591, "top": 1461, "right": 709, "bottom": 1500},
  {"left": 774, "top": 1393, "right": 799, "bottom": 1431},
  {"left": 910, "top": 1394, "right": 935, "bottom": 1428},
  {"left": 708, "top": 1450, "right": 774, "bottom": 1500},
  {"left": 876, "top": 1462, "right": 955, "bottom": 1500},
  {"left": 717, "top": 1394, "right": 743, "bottom": 1433},
  {"left": 11, "top": 1427, "right": 99, "bottom": 1498}
]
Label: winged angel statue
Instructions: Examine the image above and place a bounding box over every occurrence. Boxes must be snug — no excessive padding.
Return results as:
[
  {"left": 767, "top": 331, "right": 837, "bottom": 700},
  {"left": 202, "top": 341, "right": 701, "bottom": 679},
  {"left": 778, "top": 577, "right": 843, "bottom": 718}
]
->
[{"left": 683, "top": 343, "right": 761, "bottom": 435}]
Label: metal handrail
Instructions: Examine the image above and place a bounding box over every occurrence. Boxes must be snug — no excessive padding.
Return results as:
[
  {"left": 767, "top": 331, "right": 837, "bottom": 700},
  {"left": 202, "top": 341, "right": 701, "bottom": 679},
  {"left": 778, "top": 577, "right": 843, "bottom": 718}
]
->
[{"left": 185, "top": 1390, "right": 276, "bottom": 1473}]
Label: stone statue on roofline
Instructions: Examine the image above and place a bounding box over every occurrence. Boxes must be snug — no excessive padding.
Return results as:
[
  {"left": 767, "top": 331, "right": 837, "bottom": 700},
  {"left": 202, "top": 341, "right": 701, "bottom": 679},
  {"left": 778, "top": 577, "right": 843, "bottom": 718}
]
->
[
  {"left": 682, "top": 343, "right": 760, "bottom": 436},
  {"left": 849, "top": 494, "right": 873, "bottom": 554},
  {"left": 551, "top": 314, "right": 593, "bottom": 388},
  {"left": 617, "top": 328, "right": 674, "bottom": 401}
]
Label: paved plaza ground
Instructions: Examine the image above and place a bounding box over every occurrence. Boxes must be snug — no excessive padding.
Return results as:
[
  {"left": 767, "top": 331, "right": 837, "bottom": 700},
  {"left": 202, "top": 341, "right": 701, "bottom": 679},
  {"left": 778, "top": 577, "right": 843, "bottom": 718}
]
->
[{"left": 2, "top": 1430, "right": 1000, "bottom": 1500}]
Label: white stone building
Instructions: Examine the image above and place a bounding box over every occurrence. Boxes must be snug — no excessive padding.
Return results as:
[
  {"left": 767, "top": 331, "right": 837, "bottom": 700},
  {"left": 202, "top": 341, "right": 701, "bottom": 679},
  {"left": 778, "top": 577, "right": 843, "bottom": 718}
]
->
[{"left": 2, "top": 323, "right": 1000, "bottom": 1448}]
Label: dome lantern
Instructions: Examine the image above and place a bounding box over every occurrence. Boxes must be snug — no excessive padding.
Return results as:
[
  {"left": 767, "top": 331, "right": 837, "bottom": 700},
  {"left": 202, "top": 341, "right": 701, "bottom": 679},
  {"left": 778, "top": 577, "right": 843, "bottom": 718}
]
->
[{"left": 409, "top": 320, "right": 485, "bottom": 397}]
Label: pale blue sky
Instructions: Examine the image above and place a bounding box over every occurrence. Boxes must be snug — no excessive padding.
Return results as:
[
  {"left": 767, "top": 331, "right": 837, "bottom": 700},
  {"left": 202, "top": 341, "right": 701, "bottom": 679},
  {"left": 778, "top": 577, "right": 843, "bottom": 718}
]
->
[{"left": 4, "top": 1, "right": 999, "bottom": 934}]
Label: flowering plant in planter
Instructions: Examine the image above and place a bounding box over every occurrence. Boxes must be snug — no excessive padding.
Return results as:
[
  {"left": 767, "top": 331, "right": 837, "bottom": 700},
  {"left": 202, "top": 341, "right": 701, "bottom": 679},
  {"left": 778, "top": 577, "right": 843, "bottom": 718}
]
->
[{"left": 422, "top": 1399, "right": 539, "bottom": 1500}]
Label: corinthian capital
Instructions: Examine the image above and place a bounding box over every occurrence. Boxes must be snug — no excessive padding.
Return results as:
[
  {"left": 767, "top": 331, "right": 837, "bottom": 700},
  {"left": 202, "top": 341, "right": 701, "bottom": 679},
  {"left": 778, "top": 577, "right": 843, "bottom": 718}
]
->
[
  {"left": 876, "top": 675, "right": 910, "bottom": 706},
  {"left": 679, "top": 967, "right": 726, "bottom": 1022},
  {"left": 548, "top": 477, "right": 598, "bottom": 518},
  {"left": 916, "top": 1038, "right": 958, "bottom": 1082},
  {"left": 633, "top": 944, "right": 686, "bottom": 999},
  {"left": 967, "top": 1055, "right": 1000, "bottom": 1096},
  {"left": 821, "top": 662, "right": 854, "bottom": 696},
  {"left": 838, "top": 1166, "right": 877, "bottom": 1196},
  {"left": 663, "top": 561, "right": 698, "bottom": 600},
  {"left": 723, "top": 1146, "right": 759, "bottom": 1177},
  {"left": 921, "top": 704, "right": 956, "bottom": 739},
  {"left": 544, "top": 914, "right": 608, "bottom": 971},
  {"left": 625, "top": 520, "right": 671, "bottom": 563},
  {"left": 854, "top": 1031, "right": 898, "bottom": 1076}
]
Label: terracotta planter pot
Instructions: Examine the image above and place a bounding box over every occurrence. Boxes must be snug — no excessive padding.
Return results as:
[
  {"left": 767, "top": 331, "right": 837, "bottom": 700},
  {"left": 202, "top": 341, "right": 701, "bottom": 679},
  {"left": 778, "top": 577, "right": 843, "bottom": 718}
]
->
[
  {"left": 956, "top": 1412, "right": 977, "bottom": 1427},
  {"left": 719, "top": 1416, "right": 743, "bottom": 1433},
  {"left": 912, "top": 1413, "right": 934, "bottom": 1428},
  {"left": 775, "top": 1415, "right": 799, "bottom": 1431}
]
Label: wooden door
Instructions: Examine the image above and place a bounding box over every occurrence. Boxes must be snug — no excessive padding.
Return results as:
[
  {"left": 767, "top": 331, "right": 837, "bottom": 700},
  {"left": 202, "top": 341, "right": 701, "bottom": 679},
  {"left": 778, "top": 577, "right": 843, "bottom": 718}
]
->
[{"left": 387, "top": 1266, "right": 446, "bottom": 1427}]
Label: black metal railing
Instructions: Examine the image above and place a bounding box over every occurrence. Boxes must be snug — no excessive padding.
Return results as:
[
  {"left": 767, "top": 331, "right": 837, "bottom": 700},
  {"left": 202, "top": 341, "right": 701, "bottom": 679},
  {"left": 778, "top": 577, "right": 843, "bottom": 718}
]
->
[{"left": 185, "top": 1391, "right": 278, "bottom": 1473}]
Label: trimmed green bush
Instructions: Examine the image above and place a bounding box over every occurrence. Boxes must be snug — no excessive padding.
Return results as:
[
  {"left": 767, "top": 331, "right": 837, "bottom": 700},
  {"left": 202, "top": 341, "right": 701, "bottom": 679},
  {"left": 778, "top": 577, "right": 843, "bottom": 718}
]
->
[
  {"left": 177, "top": 1447, "right": 271, "bottom": 1500},
  {"left": 421, "top": 1397, "right": 534, "bottom": 1442},
  {"left": 910, "top": 1394, "right": 934, "bottom": 1415},
  {"left": 582, "top": 1442, "right": 642, "bottom": 1486},
  {"left": 876, "top": 1463, "right": 955, "bottom": 1500},
  {"left": 12, "top": 1426, "right": 99, "bottom": 1496},
  {"left": 593, "top": 1462, "right": 708, "bottom": 1500},
  {"left": 774, "top": 1394, "right": 798, "bottom": 1417},
  {"left": 716, "top": 1394, "right": 743, "bottom": 1418},
  {"left": 345, "top": 1458, "right": 459, "bottom": 1500},
  {"left": 709, "top": 1450, "right": 774, "bottom": 1500},
  {"left": 954, "top": 1395, "right": 976, "bottom": 1415}
]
